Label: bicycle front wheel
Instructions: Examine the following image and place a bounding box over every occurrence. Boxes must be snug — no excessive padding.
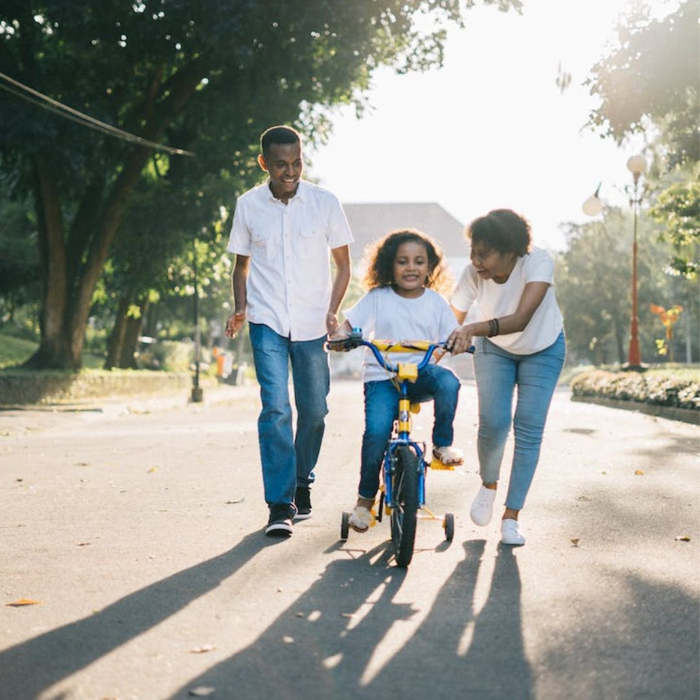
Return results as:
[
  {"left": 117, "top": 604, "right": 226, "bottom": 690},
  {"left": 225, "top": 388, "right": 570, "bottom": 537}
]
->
[{"left": 390, "top": 445, "right": 419, "bottom": 567}]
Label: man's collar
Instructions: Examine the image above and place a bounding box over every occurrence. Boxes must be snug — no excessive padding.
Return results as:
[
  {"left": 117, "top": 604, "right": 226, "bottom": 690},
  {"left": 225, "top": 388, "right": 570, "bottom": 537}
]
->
[{"left": 264, "top": 179, "right": 306, "bottom": 203}]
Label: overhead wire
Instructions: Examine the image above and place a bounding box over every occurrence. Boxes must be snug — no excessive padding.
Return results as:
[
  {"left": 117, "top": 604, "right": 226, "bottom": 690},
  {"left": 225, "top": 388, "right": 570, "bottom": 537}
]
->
[{"left": 0, "top": 71, "right": 194, "bottom": 156}]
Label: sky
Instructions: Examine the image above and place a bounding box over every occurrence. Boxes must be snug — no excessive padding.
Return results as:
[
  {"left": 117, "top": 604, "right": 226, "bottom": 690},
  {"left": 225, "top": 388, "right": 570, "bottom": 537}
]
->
[{"left": 307, "top": 0, "right": 678, "bottom": 251}]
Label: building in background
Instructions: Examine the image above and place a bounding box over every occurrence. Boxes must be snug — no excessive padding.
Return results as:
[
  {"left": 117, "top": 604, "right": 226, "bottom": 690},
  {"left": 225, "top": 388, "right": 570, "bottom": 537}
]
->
[{"left": 343, "top": 202, "right": 470, "bottom": 279}]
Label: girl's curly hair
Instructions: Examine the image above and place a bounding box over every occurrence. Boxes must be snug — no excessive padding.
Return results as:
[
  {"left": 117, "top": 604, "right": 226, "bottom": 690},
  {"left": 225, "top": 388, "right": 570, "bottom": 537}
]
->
[{"left": 362, "top": 229, "right": 451, "bottom": 295}]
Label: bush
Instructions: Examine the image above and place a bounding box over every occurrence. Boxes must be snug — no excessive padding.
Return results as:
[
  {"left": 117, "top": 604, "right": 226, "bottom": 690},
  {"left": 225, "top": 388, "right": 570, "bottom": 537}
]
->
[{"left": 571, "top": 369, "right": 700, "bottom": 410}]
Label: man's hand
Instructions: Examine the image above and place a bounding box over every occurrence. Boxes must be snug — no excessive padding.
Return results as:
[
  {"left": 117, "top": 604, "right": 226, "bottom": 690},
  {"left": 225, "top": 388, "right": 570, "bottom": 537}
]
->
[
  {"left": 326, "top": 311, "right": 339, "bottom": 336},
  {"left": 225, "top": 311, "right": 246, "bottom": 338}
]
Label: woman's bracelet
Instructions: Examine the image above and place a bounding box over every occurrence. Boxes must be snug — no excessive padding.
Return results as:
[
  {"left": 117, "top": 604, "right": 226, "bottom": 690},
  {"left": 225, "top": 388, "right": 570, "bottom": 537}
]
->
[{"left": 487, "top": 318, "right": 500, "bottom": 337}]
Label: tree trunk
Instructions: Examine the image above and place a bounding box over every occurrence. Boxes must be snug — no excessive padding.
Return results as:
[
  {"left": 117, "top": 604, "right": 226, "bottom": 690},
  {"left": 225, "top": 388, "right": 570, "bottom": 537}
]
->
[
  {"left": 23, "top": 156, "right": 74, "bottom": 369},
  {"left": 119, "top": 300, "right": 149, "bottom": 369},
  {"left": 613, "top": 320, "right": 626, "bottom": 365},
  {"left": 23, "top": 62, "right": 203, "bottom": 369},
  {"left": 105, "top": 297, "right": 131, "bottom": 369}
]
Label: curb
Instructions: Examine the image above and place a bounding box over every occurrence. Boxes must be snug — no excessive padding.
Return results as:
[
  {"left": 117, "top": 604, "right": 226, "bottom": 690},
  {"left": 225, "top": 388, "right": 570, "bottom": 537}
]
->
[{"left": 571, "top": 395, "right": 699, "bottom": 426}]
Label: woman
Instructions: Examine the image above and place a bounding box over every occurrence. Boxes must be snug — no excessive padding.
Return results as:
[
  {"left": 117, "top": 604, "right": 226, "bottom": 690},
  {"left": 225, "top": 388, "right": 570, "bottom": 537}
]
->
[{"left": 447, "top": 209, "right": 565, "bottom": 546}]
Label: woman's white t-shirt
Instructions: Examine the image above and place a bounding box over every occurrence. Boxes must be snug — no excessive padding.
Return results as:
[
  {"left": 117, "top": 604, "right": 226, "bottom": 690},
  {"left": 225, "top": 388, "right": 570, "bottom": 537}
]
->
[
  {"left": 344, "top": 287, "right": 458, "bottom": 382},
  {"left": 451, "top": 247, "right": 563, "bottom": 355}
]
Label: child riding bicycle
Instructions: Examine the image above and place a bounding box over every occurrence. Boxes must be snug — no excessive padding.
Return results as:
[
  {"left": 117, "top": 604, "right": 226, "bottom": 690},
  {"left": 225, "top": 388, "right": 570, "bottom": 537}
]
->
[{"left": 330, "top": 229, "right": 464, "bottom": 533}]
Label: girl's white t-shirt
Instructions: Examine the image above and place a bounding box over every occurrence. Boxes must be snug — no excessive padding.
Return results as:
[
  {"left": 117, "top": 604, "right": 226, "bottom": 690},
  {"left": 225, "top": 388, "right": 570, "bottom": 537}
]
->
[
  {"left": 451, "top": 247, "right": 563, "bottom": 355},
  {"left": 344, "top": 287, "right": 458, "bottom": 382}
]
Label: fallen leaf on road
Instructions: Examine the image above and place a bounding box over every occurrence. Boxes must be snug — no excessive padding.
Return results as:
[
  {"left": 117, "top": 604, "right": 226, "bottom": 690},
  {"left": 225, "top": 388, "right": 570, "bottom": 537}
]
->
[
  {"left": 674, "top": 535, "right": 691, "bottom": 542},
  {"left": 341, "top": 613, "right": 354, "bottom": 618},
  {"left": 188, "top": 687, "right": 215, "bottom": 697},
  {"left": 189, "top": 644, "right": 216, "bottom": 654},
  {"left": 75, "top": 462, "right": 90, "bottom": 467},
  {"left": 77, "top": 542, "right": 91, "bottom": 547},
  {"left": 570, "top": 539, "right": 580, "bottom": 547},
  {"left": 634, "top": 469, "right": 645, "bottom": 475},
  {"left": 147, "top": 466, "right": 158, "bottom": 473},
  {"left": 225, "top": 497, "right": 245, "bottom": 504},
  {"left": 6, "top": 598, "right": 40, "bottom": 607},
  {"left": 283, "top": 636, "right": 294, "bottom": 644},
  {"left": 296, "top": 612, "right": 305, "bottom": 618}
]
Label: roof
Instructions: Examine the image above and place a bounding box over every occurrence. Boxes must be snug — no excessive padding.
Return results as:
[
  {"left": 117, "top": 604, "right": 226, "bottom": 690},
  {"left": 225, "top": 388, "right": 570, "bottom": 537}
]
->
[{"left": 342, "top": 202, "right": 469, "bottom": 263}]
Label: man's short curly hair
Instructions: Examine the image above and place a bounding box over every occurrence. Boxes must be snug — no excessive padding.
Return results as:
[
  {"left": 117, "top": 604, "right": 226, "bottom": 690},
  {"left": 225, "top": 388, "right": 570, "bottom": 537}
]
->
[
  {"left": 468, "top": 209, "right": 531, "bottom": 257},
  {"left": 362, "top": 229, "right": 451, "bottom": 295}
]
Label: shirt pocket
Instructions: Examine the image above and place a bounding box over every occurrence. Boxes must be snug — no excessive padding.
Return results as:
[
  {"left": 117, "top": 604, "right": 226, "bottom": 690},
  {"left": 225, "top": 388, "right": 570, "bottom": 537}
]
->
[
  {"left": 249, "top": 225, "right": 271, "bottom": 261},
  {"left": 295, "top": 227, "right": 326, "bottom": 257}
]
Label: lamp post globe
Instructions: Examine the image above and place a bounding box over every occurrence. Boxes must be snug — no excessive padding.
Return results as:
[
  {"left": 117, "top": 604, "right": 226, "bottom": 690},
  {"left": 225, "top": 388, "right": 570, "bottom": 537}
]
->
[{"left": 582, "top": 195, "right": 603, "bottom": 216}]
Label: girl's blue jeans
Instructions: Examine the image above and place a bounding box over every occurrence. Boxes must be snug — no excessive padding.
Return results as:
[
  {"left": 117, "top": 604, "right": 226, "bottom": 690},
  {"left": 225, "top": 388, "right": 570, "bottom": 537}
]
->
[
  {"left": 358, "top": 364, "right": 461, "bottom": 500},
  {"left": 473, "top": 331, "right": 565, "bottom": 510},
  {"left": 249, "top": 323, "right": 329, "bottom": 506}
]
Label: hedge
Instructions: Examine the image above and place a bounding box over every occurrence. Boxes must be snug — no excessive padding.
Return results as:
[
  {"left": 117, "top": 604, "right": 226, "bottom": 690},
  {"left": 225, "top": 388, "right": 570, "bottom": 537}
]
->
[
  {"left": 0, "top": 369, "right": 197, "bottom": 405},
  {"left": 570, "top": 369, "right": 700, "bottom": 411}
]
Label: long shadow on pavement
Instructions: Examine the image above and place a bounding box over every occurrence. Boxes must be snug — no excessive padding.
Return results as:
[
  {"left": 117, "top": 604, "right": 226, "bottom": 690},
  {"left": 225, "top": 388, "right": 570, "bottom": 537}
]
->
[
  {"left": 366, "top": 541, "right": 533, "bottom": 699},
  {"left": 168, "top": 539, "right": 532, "bottom": 699},
  {"left": 0, "top": 531, "right": 271, "bottom": 698}
]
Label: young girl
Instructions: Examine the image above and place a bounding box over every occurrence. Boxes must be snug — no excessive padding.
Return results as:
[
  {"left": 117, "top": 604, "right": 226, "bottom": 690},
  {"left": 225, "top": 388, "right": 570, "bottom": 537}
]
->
[{"left": 332, "top": 229, "right": 464, "bottom": 533}]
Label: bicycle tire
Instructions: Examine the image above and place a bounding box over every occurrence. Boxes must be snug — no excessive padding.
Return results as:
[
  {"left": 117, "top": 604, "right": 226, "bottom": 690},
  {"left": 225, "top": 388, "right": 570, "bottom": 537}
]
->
[{"left": 390, "top": 445, "right": 419, "bottom": 567}]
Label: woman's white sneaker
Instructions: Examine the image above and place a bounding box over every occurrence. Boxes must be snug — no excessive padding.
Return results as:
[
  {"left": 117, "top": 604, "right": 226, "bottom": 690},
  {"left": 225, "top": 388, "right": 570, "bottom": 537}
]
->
[
  {"left": 470, "top": 486, "right": 497, "bottom": 526},
  {"left": 501, "top": 518, "right": 525, "bottom": 546}
]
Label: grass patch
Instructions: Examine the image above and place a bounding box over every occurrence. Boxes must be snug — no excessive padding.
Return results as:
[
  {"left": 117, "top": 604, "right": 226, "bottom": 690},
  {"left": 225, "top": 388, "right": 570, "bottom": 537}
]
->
[
  {"left": 0, "top": 333, "right": 37, "bottom": 368},
  {"left": 0, "top": 331, "right": 107, "bottom": 370}
]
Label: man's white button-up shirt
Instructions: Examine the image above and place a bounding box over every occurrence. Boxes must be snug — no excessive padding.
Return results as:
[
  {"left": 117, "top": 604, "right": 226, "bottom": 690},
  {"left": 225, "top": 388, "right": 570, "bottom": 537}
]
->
[{"left": 227, "top": 180, "right": 354, "bottom": 341}]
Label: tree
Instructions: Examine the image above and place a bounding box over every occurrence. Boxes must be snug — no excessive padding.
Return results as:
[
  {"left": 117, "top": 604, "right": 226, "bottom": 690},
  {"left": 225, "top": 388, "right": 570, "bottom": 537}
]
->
[
  {"left": 648, "top": 179, "right": 699, "bottom": 278},
  {"left": 1, "top": 0, "right": 522, "bottom": 369},
  {"left": 586, "top": 1, "right": 698, "bottom": 168},
  {"left": 555, "top": 208, "right": 693, "bottom": 365}
]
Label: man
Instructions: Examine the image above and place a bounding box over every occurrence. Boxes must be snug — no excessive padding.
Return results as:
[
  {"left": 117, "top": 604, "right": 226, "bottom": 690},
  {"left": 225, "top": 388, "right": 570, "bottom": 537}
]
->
[{"left": 225, "top": 125, "right": 353, "bottom": 537}]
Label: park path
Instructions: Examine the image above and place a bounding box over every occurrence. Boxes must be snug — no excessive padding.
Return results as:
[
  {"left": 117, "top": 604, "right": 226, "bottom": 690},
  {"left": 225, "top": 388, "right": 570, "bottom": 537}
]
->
[{"left": 0, "top": 381, "right": 698, "bottom": 700}]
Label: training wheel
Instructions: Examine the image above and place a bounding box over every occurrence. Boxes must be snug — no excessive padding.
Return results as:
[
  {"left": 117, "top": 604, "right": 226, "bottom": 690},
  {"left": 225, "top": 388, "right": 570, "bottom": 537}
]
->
[
  {"left": 443, "top": 512, "right": 455, "bottom": 542},
  {"left": 340, "top": 511, "right": 350, "bottom": 541}
]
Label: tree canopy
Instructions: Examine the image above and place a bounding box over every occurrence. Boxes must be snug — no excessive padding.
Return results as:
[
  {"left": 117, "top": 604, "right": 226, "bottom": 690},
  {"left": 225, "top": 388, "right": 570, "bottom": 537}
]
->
[
  {"left": 586, "top": 0, "right": 698, "bottom": 169},
  {"left": 0, "top": 0, "right": 521, "bottom": 368}
]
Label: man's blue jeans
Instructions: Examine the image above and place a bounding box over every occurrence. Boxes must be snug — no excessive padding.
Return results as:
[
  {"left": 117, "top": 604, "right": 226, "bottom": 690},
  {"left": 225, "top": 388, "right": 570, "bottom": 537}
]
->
[
  {"left": 473, "top": 331, "right": 565, "bottom": 510},
  {"left": 249, "top": 323, "right": 329, "bottom": 506},
  {"left": 358, "top": 365, "right": 461, "bottom": 500}
]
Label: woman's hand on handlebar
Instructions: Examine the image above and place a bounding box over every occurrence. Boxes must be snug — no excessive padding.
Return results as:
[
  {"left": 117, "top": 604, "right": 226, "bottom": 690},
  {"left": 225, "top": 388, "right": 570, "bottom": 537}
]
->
[{"left": 446, "top": 324, "right": 475, "bottom": 355}]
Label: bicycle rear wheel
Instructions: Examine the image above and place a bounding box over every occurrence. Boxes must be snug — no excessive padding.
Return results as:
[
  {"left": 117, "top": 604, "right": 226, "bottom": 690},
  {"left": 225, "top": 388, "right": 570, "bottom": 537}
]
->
[{"left": 390, "top": 445, "right": 419, "bottom": 567}]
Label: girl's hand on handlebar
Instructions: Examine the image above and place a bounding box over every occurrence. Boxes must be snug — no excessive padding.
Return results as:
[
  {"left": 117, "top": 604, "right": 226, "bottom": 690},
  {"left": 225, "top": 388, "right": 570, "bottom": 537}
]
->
[{"left": 446, "top": 324, "right": 474, "bottom": 355}]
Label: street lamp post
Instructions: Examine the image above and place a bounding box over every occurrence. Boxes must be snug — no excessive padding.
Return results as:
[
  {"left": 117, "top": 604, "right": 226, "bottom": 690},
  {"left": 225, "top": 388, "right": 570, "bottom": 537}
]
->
[
  {"left": 626, "top": 154, "right": 647, "bottom": 370},
  {"left": 191, "top": 238, "right": 204, "bottom": 402}
]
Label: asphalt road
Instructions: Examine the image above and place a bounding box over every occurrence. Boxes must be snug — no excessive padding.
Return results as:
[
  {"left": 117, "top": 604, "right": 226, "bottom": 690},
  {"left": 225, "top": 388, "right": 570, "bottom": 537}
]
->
[{"left": 0, "top": 380, "right": 698, "bottom": 700}]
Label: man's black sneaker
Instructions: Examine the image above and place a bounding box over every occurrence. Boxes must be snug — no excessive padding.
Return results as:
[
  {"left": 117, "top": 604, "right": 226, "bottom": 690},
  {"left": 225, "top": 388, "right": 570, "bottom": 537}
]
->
[
  {"left": 265, "top": 503, "right": 295, "bottom": 537},
  {"left": 295, "top": 487, "right": 312, "bottom": 520}
]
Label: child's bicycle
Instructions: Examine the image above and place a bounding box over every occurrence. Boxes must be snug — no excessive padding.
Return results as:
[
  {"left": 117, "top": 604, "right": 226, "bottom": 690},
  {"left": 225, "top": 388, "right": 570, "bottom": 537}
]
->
[{"left": 327, "top": 328, "right": 472, "bottom": 568}]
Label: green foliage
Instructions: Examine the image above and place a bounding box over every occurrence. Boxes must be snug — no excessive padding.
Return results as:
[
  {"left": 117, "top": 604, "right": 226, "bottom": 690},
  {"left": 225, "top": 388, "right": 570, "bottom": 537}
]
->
[
  {"left": 0, "top": 0, "right": 521, "bottom": 367},
  {"left": 586, "top": 1, "right": 698, "bottom": 168},
  {"left": 555, "top": 208, "right": 697, "bottom": 364},
  {"left": 649, "top": 179, "right": 699, "bottom": 277},
  {"left": 0, "top": 331, "right": 36, "bottom": 368},
  {"left": 571, "top": 368, "right": 700, "bottom": 410}
]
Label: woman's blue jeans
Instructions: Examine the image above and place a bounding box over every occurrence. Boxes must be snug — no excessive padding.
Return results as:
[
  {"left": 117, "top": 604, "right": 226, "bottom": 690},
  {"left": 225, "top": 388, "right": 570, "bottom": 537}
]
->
[
  {"left": 249, "top": 323, "right": 329, "bottom": 506},
  {"left": 473, "top": 332, "right": 565, "bottom": 510},
  {"left": 358, "top": 365, "right": 461, "bottom": 500}
]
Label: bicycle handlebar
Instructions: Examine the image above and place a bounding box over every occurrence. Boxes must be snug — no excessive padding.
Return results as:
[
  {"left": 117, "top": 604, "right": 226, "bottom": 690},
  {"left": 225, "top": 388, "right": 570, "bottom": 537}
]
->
[{"left": 326, "top": 328, "right": 474, "bottom": 374}]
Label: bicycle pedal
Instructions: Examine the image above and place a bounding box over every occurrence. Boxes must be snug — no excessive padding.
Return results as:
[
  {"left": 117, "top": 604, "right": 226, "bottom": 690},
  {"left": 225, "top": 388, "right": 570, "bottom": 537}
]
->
[{"left": 429, "top": 457, "right": 456, "bottom": 471}]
